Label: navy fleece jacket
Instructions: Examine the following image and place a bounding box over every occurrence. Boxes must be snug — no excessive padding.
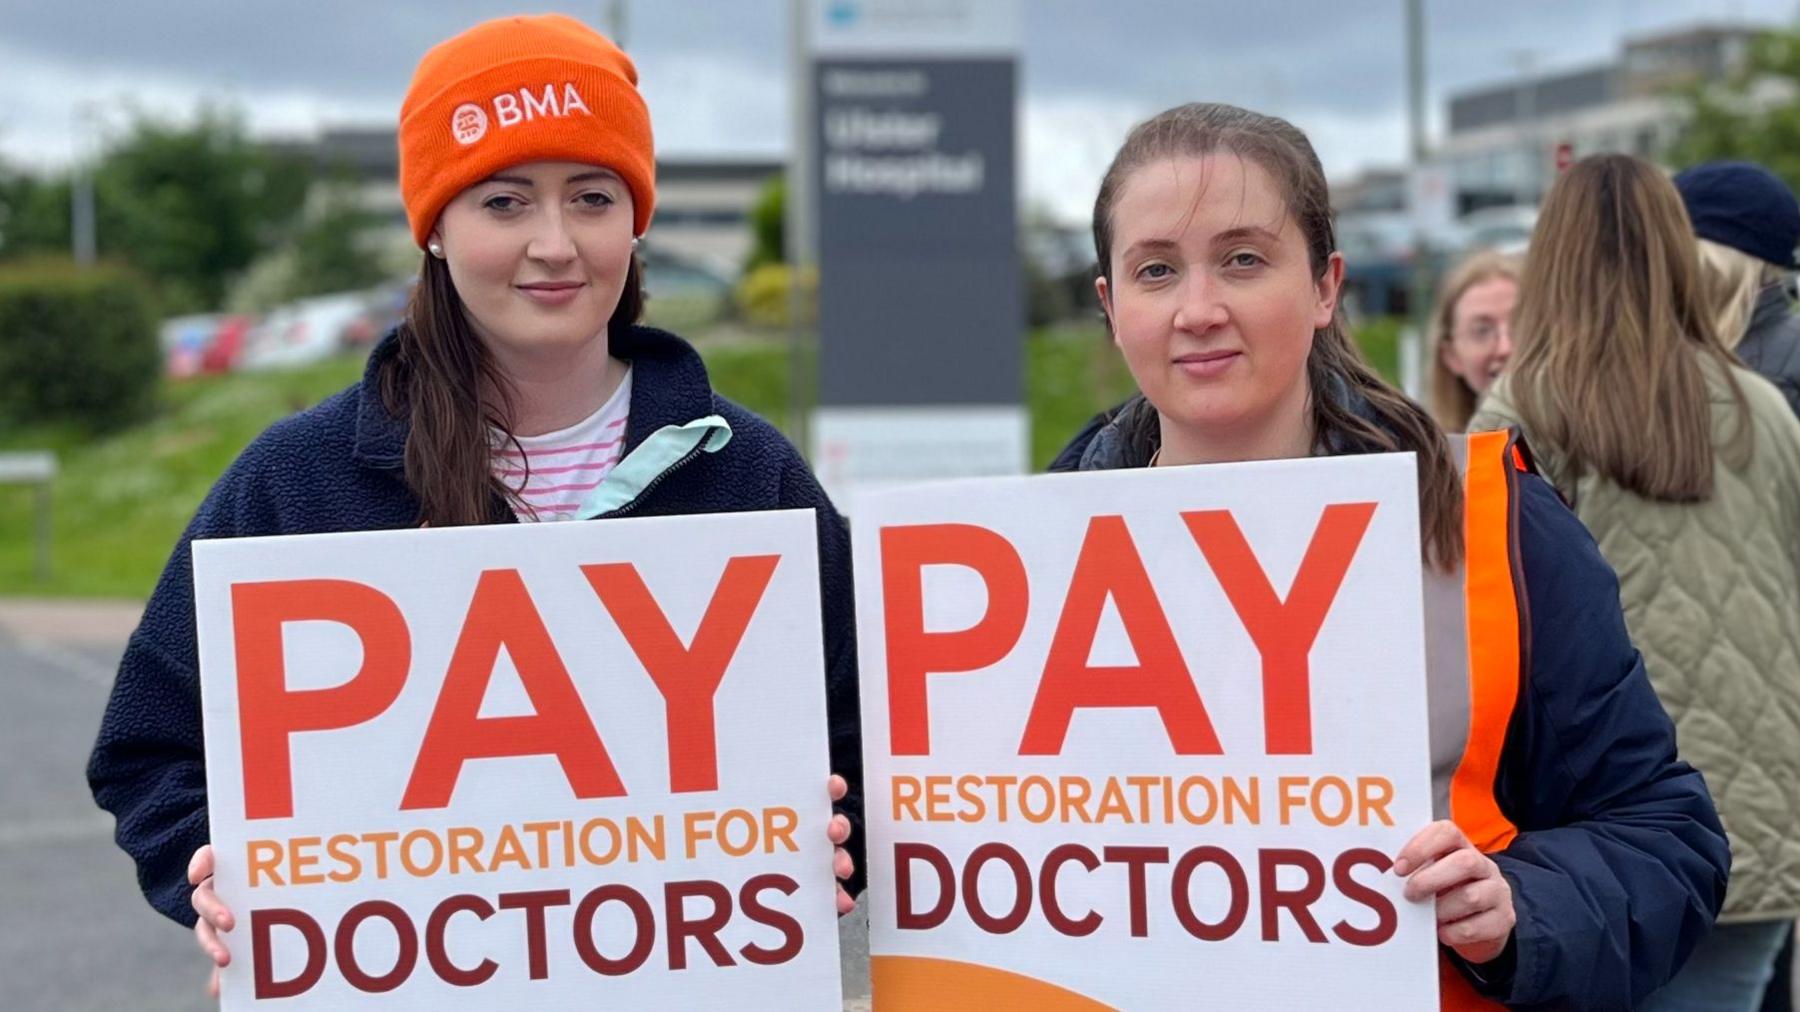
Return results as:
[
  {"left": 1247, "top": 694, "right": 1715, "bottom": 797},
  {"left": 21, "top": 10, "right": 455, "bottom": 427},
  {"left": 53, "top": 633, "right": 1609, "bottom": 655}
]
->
[{"left": 87, "top": 325, "right": 866, "bottom": 925}]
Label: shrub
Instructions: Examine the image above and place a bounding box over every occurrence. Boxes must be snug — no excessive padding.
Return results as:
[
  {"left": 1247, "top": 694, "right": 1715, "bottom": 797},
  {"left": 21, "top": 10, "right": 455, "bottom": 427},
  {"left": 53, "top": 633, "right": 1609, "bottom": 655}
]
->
[
  {"left": 733, "top": 263, "right": 817, "bottom": 330},
  {"left": 0, "top": 258, "right": 159, "bottom": 429}
]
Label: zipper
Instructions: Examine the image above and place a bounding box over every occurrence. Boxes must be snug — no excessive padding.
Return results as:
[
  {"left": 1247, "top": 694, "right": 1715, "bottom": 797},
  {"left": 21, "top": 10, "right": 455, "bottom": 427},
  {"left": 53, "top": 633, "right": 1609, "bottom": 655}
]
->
[{"left": 595, "top": 429, "right": 716, "bottom": 519}]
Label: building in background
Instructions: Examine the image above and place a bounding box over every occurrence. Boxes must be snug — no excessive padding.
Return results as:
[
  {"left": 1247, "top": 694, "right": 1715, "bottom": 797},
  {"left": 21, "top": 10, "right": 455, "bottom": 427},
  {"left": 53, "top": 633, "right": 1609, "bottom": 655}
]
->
[
  {"left": 270, "top": 127, "right": 777, "bottom": 292},
  {"left": 1440, "top": 24, "right": 1760, "bottom": 213}
]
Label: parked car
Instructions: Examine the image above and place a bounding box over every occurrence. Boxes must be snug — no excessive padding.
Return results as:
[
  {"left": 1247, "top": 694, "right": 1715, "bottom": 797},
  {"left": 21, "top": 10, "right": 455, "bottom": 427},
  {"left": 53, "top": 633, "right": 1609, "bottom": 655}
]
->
[
  {"left": 1457, "top": 205, "right": 1538, "bottom": 255},
  {"left": 199, "top": 315, "right": 253, "bottom": 374},
  {"left": 342, "top": 279, "right": 414, "bottom": 348},
  {"left": 239, "top": 293, "right": 370, "bottom": 372},
  {"left": 158, "top": 314, "right": 225, "bottom": 378}
]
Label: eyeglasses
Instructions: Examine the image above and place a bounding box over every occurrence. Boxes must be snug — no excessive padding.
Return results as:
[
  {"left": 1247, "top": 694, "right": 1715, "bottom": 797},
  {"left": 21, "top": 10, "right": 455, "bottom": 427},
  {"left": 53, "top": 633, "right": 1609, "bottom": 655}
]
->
[{"left": 1453, "top": 318, "right": 1511, "bottom": 349}]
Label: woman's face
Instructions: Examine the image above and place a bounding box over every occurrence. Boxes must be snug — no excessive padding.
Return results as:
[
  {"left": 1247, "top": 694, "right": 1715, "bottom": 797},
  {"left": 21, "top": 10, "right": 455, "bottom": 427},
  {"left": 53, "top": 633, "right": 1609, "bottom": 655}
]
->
[
  {"left": 1097, "top": 154, "right": 1340, "bottom": 445},
  {"left": 1440, "top": 276, "right": 1518, "bottom": 395},
  {"left": 431, "top": 161, "right": 635, "bottom": 360}
]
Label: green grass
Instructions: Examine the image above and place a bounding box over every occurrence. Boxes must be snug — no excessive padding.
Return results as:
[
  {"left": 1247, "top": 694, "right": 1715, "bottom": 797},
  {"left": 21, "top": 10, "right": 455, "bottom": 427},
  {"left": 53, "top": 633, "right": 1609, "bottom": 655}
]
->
[
  {"left": 0, "top": 319, "right": 1401, "bottom": 598},
  {"left": 1354, "top": 316, "right": 1403, "bottom": 385},
  {"left": 0, "top": 355, "right": 368, "bottom": 597}
]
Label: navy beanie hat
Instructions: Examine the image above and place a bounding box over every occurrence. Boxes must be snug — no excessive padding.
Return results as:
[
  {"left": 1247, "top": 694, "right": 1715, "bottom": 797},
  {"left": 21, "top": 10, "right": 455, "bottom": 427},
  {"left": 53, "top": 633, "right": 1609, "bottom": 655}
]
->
[{"left": 1673, "top": 160, "right": 1800, "bottom": 269}]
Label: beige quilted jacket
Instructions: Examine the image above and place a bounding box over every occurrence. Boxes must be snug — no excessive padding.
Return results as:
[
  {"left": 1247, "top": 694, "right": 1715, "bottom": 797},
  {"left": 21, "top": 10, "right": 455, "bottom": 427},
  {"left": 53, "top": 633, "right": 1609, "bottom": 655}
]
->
[{"left": 1474, "top": 356, "right": 1800, "bottom": 922}]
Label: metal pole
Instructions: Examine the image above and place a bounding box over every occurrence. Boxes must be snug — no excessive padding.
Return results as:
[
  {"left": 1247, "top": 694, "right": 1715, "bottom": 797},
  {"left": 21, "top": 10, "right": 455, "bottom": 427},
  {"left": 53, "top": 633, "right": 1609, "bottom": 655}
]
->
[
  {"left": 34, "top": 481, "right": 51, "bottom": 583},
  {"left": 1406, "top": 0, "right": 1427, "bottom": 165},
  {"left": 71, "top": 104, "right": 96, "bottom": 266},
  {"left": 786, "top": 0, "right": 814, "bottom": 454},
  {"left": 1511, "top": 50, "right": 1538, "bottom": 205},
  {"left": 604, "top": 0, "right": 628, "bottom": 48},
  {"left": 1405, "top": 0, "right": 1433, "bottom": 391}
]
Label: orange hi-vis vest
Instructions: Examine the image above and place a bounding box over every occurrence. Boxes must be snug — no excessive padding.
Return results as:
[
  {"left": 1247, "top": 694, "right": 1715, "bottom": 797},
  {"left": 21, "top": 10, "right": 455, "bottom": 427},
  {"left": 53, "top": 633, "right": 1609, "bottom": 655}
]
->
[{"left": 1432, "top": 430, "right": 1532, "bottom": 1011}]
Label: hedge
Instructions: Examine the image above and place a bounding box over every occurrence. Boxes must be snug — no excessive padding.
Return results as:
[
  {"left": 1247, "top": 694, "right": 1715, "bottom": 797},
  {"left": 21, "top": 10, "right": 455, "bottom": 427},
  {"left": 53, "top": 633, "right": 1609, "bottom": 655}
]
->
[{"left": 0, "top": 258, "right": 159, "bottom": 430}]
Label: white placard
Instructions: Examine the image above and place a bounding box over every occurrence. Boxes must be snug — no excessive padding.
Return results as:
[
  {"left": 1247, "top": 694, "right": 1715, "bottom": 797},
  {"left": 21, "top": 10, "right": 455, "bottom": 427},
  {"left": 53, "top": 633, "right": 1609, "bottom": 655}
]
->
[
  {"left": 852, "top": 454, "right": 1437, "bottom": 1009},
  {"left": 195, "top": 510, "right": 842, "bottom": 1009}
]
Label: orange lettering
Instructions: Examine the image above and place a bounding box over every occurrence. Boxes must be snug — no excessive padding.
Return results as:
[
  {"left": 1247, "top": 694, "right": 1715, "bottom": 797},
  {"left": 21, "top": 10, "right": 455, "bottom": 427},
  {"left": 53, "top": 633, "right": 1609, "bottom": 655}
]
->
[
  {"left": 881, "top": 524, "right": 1028, "bottom": 755},
  {"left": 401, "top": 569, "right": 624, "bottom": 809},
  {"left": 1020, "top": 516, "right": 1221, "bottom": 755},
  {"left": 582, "top": 556, "right": 779, "bottom": 793},
  {"left": 232, "top": 580, "right": 410, "bottom": 820},
  {"left": 1182, "top": 504, "right": 1375, "bottom": 754}
]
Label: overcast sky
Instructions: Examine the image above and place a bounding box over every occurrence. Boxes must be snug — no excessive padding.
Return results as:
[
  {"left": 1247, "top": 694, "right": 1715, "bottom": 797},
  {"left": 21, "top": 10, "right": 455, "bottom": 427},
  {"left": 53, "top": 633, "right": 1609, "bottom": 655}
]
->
[{"left": 1, "top": 0, "right": 1792, "bottom": 221}]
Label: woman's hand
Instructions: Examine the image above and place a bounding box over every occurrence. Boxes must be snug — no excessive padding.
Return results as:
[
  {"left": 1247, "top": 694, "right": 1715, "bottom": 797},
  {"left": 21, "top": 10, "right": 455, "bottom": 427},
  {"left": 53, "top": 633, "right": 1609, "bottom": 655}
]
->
[
  {"left": 189, "top": 844, "right": 235, "bottom": 997},
  {"left": 828, "top": 774, "right": 856, "bottom": 916},
  {"left": 1396, "top": 821, "right": 1516, "bottom": 965}
]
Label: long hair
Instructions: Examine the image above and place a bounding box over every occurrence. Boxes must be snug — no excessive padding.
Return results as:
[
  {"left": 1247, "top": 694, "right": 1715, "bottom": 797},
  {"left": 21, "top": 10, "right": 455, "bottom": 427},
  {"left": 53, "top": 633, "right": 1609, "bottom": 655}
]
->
[
  {"left": 1696, "top": 238, "right": 1781, "bottom": 350},
  {"left": 1427, "top": 250, "right": 1521, "bottom": 430},
  {"left": 1091, "top": 102, "right": 1463, "bottom": 568},
  {"left": 1508, "top": 154, "right": 1749, "bottom": 502},
  {"left": 378, "top": 253, "right": 646, "bottom": 526}
]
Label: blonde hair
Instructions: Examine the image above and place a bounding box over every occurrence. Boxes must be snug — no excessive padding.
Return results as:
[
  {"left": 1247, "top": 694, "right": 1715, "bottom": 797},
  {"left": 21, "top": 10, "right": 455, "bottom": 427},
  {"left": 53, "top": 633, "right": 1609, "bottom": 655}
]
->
[
  {"left": 1428, "top": 250, "right": 1521, "bottom": 430},
  {"left": 1696, "top": 238, "right": 1783, "bottom": 349},
  {"left": 1508, "top": 154, "right": 1748, "bottom": 502}
]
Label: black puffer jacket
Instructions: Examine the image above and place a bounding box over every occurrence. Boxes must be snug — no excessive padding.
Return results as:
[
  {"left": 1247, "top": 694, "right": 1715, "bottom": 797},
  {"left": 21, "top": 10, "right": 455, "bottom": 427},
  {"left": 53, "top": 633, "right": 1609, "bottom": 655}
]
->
[{"left": 1737, "top": 282, "right": 1800, "bottom": 417}]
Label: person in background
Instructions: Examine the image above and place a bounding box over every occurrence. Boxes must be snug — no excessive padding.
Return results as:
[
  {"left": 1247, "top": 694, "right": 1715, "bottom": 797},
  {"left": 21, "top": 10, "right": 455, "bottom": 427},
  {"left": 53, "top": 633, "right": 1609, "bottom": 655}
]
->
[
  {"left": 85, "top": 15, "right": 865, "bottom": 995},
  {"left": 1054, "top": 102, "right": 1728, "bottom": 1009},
  {"left": 1677, "top": 160, "right": 1800, "bottom": 417},
  {"left": 1676, "top": 159, "right": 1800, "bottom": 1012},
  {"left": 1427, "top": 250, "right": 1520, "bottom": 431},
  {"left": 1473, "top": 154, "right": 1800, "bottom": 1012}
]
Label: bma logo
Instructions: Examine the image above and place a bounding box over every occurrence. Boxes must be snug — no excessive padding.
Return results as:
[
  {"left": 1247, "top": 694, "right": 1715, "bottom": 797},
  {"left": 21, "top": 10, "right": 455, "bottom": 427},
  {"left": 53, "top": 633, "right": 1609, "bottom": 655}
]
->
[
  {"left": 449, "top": 84, "right": 591, "bottom": 145},
  {"left": 450, "top": 103, "right": 488, "bottom": 146}
]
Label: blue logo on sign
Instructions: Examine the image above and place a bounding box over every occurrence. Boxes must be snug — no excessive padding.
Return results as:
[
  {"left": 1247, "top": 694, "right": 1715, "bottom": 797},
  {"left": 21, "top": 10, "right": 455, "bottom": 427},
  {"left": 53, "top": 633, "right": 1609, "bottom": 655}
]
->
[{"left": 827, "top": 1, "right": 860, "bottom": 26}]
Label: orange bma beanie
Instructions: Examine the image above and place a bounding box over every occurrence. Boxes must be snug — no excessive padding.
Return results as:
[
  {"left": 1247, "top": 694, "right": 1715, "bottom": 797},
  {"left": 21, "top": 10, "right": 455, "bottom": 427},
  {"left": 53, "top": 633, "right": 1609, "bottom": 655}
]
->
[{"left": 398, "top": 14, "right": 655, "bottom": 248}]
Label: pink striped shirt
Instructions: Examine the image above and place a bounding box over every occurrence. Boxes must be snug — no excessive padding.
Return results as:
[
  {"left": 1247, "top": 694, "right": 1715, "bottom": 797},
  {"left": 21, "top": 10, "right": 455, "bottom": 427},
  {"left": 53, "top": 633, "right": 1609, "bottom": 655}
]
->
[{"left": 491, "top": 368, "right": 632, "bottom": 522}]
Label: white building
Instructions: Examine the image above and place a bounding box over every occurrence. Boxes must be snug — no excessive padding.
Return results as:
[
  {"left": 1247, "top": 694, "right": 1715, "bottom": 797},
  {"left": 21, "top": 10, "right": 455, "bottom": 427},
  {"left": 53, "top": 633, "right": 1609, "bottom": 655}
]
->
[{"left": 1439, "top": 25, "right": 1762, "bottom": 212}]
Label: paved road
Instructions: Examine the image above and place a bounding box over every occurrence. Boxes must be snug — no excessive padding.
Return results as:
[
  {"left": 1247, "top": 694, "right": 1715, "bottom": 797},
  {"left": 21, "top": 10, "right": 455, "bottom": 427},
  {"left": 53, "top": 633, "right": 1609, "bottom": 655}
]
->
[{"left": 0, "top": 607, "right": 872, "bottom": 1011}]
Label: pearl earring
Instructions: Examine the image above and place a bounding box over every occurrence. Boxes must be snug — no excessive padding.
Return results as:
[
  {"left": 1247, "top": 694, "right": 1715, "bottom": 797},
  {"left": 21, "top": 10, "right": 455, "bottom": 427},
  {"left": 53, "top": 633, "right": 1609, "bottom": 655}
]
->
[{"left": 427, "top": 240, "right": 444, "bottom": 258}]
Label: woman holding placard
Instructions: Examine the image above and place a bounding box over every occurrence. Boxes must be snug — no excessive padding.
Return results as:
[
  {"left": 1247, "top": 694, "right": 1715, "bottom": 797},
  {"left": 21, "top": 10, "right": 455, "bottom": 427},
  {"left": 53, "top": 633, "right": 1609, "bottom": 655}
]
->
[
  {"left": 86, "top": 14, "right": 863, "bottom": 995},
  {"left": 1051, "top": 103, "right": 1728, "bottom": 1009}
]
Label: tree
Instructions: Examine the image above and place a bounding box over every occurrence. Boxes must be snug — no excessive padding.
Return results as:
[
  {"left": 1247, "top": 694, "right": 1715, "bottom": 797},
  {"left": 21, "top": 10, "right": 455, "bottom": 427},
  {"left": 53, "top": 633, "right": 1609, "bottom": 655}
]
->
[
  {"left": 744, "top": 174, "right": 786, "bottom": 274},
  {"left": 88, "top": 105, "right": 312, "bottom": 312},
  {"left": 287, "top": 189, "right": 391, "bottom": 299},
  {"left": 0, "top": 167, "right": 73, "bottom": 259},
  {"left": 1673, "top": 29, "right": 1800, "bottom": 190}
]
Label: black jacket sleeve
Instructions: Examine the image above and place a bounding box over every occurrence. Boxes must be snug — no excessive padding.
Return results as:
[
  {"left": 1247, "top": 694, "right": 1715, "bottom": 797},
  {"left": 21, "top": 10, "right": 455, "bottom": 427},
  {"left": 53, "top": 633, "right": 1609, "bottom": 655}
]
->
[
  {"left": 86, "top": 464, "right": 272, "bottom": 927},
  {"left": 778, "top": 453, "right": 867, "bottom": 898}
]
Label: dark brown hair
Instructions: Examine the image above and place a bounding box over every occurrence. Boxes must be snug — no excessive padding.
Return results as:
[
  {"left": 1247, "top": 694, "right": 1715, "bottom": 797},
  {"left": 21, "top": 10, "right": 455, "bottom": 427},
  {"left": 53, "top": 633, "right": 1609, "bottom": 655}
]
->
[
  {"left": 1508, "top": 154, "right": 1748, "bottom": 502},
  {"left": 378, "top": 253, "right": 645, "bottom": 526},
  {"left": 1092, "top": 102, "right": 1464, "bottom": 568}
]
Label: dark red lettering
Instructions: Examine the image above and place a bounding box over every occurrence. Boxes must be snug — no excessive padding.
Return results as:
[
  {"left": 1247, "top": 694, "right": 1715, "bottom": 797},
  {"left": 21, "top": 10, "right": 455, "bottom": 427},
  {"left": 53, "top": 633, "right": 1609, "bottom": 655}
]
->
[
  {"left": 1258, "top": 848, "right": 1328, "bottom": 943},
  {"left": 894, "top": 842, "right": 955, "bottom": 930},
  {"left": 425, "top": 894, "right": 497, "bottom": 987},
  {"left": 1040, "top": 844, "right": 1102, "bottom": 937},
  {"left": 963, "top": 843, "right": 1032, "bottom": 934},
  {"left": 497, "top": 890, "right": 571, "bottom": 980},
  {"left": 573, "top": 884, "right": 655, "bottom": 975},
  {"left": 251, "top": 908, "right": 327, "bottom": 999},
  {"left": 665, "top": 880, "right": 735, "bottom": 970},
  {"left": 738, "top": 873, "right": 804, "bottom": 965},
  {"left": 1171, "top": 846, "right": 1249, "bottom": 941},
  {"left": 1332, "top": 848, "right": 1398, "bottom": 946},
  {"left": 1103, "top": 846, "right": 1170, "bottom": 938},
  {"left": 334, "top": 900, "right": 418, "bottom": 993}
]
